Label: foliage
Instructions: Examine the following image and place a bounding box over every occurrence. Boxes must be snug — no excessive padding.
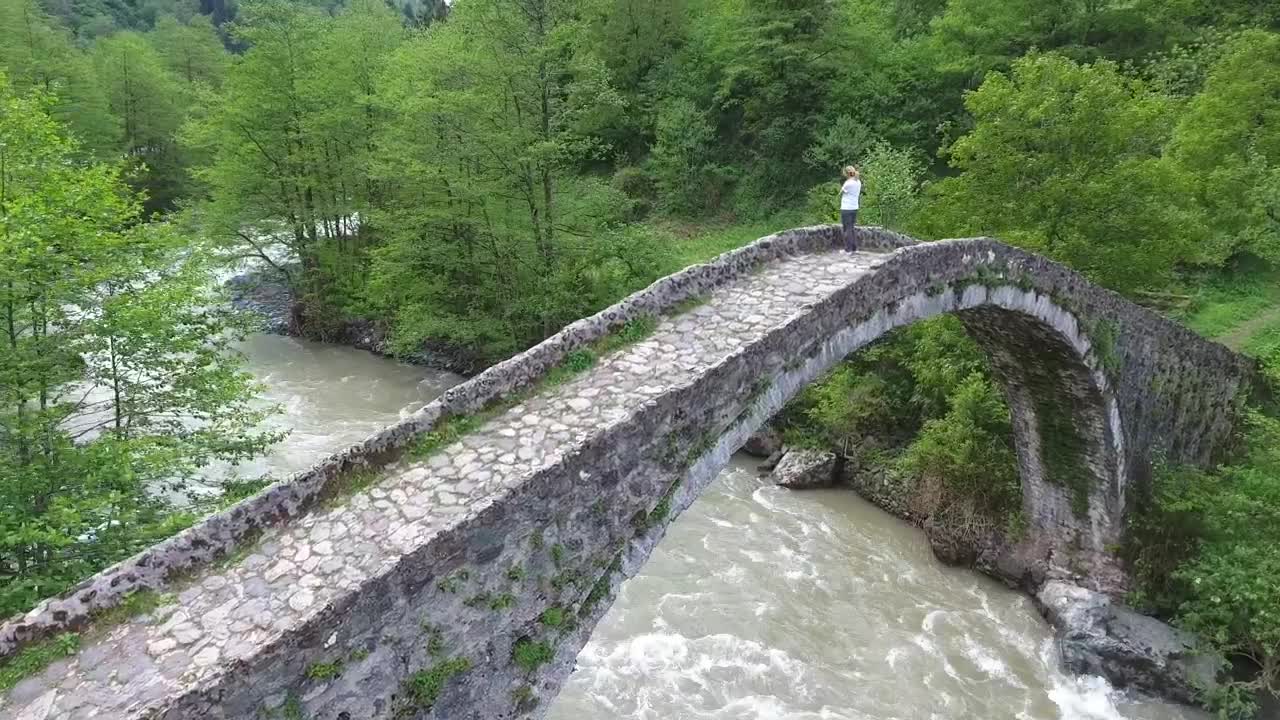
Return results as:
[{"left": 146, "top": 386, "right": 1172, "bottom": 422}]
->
[
  {"left": 779, "top": 317, "right": 1020, "bottom": 527},
  {"left": 0, "top": 79, "right": 277, "bottom": 619},
  {"left": 512, "top": 638, "right": 554, "bottom": 672},
  {"left": 789, "top": 368, "right": 894, "bottom": 452},
  {"left": 1127, "top": 411, "right": 1280, "bottom": 716},
  {"left": 895, "top": 374, "right": 1019, "bottom": 518},
  {"left": 404, "top": 657, "right": 471, "bottom": 709},
  {"left": 923, "top": 53, "right": 1198, "bottom": 293},
  {"left": 1167, "top": 31, "right": 1280, "bottom": 266}
]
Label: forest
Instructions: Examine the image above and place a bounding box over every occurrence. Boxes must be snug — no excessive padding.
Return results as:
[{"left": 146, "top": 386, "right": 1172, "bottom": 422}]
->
[{"left": 2, "top": 0, "right": 1280, "bottom": 713}]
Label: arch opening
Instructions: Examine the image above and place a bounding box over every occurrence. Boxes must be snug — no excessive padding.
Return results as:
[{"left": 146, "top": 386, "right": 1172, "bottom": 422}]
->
[{"left": 657, "top": 280, "right": 1129, "bottom": 599}]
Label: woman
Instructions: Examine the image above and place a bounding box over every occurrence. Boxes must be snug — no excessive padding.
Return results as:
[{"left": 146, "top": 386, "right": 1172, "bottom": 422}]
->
[{"left": 839, "top": 165, "right": 862, "bottom": 252}]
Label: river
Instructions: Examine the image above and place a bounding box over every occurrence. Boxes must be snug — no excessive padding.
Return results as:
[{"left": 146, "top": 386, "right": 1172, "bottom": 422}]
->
[{"left": 236, "top": 335, "right": 1204, "bottom": 720}]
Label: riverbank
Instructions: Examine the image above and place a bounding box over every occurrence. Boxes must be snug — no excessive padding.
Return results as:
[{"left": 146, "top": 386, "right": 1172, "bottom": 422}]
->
[
  {"left": 745, "top": 433, "right": 1226, "bottom": 713},
  {"left": 225, "top": 269, "right": 488, "bottom": 376}
]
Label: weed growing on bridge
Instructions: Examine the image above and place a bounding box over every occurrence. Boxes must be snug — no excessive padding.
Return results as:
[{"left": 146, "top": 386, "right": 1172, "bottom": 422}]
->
[
  {"left": 544, "top": 349, "right": 595, "bottom": 384},
  {"left": 316, "top": 468, "right": 381, "bottom": 510},
  {"left": 580, "top": 554, "right": 622, "bottom": 618},
  {"left": 305, "top": 660, "right": 344, "bottom": 681},
  {"left": 407, "top": 315, "right": 660, "bottom": 463},
  {"left": 1091, "top": 320, "right": 1123, "bottom": 377},
  {"left": 671, "top": 293, "right": 711, "bottom": 315},
  {"left": 420, "top": 623, "right": 446, "bottom": 656},
  {"left": 0, "top": 633, "right": 80, "bottom": 694},
  {"left": 436, "top": 570, "right": 469, "bottom": 594},
  {"left": 403, "top": 657, "right": 472, "bottom": 711},
  {"left": 411, "top": 413, "right": 489, "bottom": 460},
  {"left": 0, "top": 588, "right": 172, "bottom": 694},
  {"left": 512, "top": 638, "right": 554, "bottom": 672},
  {"left": 463, "top": 592, "right": 491, "bottom": 609},
  {"left": 512, "top": 684, "right": 538, "bottom": 710},
  {"left": 550, "top": 568, "right": 580, "bottom": 591},
  {"left": 489, "top": 593, "right": 516, "bottom": 610},
  {"left": 506, "top": 565, "right": 525, "bottom": 582},
  {"left": 596, "top": 316, "right": 659, "bottom": 353},
  {"left": 540, "top": 606, "right": 566, "bottom": 628},
  {"left": 256, "top": 695, "right": 305, "bottom": 720}
]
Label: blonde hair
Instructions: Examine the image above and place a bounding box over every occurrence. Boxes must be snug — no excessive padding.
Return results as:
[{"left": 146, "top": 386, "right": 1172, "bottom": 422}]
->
[{"left": 843, "top": 165, "right": 860, "bottom": 179}]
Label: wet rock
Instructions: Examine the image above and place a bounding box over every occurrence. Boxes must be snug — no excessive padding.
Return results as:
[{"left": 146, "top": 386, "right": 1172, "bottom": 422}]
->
[
  {"left": 756, "top": 448, "right": 787, "bottom": 472},
  {"left": 742, "top": 426, "right": 783, "bottom": 458},
  {"left": 226, "top": 270, "right": 295, "bottom": 335},
  {"left": 224, "top": 268, "right": 483, "bottom": 375},
  {"left": 771, "top": 450, "right": 837, "bottom": 489},
  {"left": 923, "top": 517, "right": 978, "bottom": 566},
  {"left": 1037, "top": 581, "right": 1221, "bottom": 705}
]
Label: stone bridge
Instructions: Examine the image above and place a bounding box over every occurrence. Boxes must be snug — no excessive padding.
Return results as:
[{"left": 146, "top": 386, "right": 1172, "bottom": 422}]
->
[{"left": 0, "top": 227, "right": 1253, "bottom": 719}]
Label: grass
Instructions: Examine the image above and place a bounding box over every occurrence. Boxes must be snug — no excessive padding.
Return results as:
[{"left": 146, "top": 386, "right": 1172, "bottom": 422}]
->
[
  {"left": 403, "top": 657, "right": 471, "bottom": 710},
  {"left": 512, "top": 639, "right": 554, "bottom": 673},
  {"left": 0, "top": 633, "right": 80, "bottom": 693},
  {"left": 305, "top": 660, "right": 344, "bottom": 680},
  {"left": 656, "top": 212, "right": 806, "bottom": 269},
  {"left": 0, "top": 588, "right": 173, "bottom": 693},
  {"left": 539, "top": 606, "right": 566, "bottom": 628},
  {"left": 1181, "top": 265, "right": 1280, "bottom": 347}
]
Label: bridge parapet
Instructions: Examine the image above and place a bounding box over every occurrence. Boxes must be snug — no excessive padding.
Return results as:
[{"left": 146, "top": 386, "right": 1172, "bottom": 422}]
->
[{"left": 0, "top": 228, "right": 1252, "bottom": 720}]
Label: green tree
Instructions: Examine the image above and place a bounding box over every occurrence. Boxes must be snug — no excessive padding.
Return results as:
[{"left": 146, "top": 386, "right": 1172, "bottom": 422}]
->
[
  {"left": 148, "top": 14, "right": 229, "bottom": 88},
  {"left": 367, "top": 0, "right": 653, "bottom": 359},
  {"left": 0, "top": 79, "right": 277, "bottom": 617},
  {"left": 186, "top": 0, "right": 405, "bottom": 334},
  {"left": 1167, "top": 30, "right": 1280, "bottom": 265},
  {"left": 91, "top": 31, "right": 189, "bottom": 212},
  {"left": 649, "top": 98, "right": 726, "bottom": 215},
  {"left": 859, "top": 142, "right": 926, "bottom": 230},
  {"left": 924, "top": 53, "right": 1197, "bottom": 292},
  {"left": 0, "top": 0, "right": 119, "bottom": 155},
  {"left": 708, "top": 0, "right": 841, "bottom": 213},
  {"left": 584, "top": 0, "right": 687, "bottom": 161}
]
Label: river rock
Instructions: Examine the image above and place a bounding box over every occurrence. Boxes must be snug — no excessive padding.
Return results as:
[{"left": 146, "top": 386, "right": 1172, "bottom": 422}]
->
[
  {"left": 742, "top": 426, "right": 783, "bottom": 457},
  {"left": 224, "top": 268, "right": 483, "bottom": 375},
  {"left": 771, "top": 450, "right": 837, "bottom": 489},
  {"left": 923, "top": 517, "right": 978, "bottom": 566},
  {"left": 226, "top": 270, "right": 295, "bottom": 334},
  {"left": 1036, "top": 580, "right": 1221, "bottom": 705},
  {"left": 756, "top": 448, "right": 787, "bottom": 472}
]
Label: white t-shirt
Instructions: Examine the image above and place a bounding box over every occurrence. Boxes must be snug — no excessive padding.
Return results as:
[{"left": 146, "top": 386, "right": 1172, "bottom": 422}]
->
[{"left": 840, "top": 178, "right": 862, "bottom": 210}]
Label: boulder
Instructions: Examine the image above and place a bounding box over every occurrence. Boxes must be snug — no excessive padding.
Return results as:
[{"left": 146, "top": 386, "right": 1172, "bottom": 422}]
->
[
  {"left": 756, "top": 448, "right": 787, "bottom": 472},
  {"left": 923, "top": 517, "right": 978, "bottom": 567},
  {"left": 1036, "top": 581, "right": 1221, "bottom": 706},
  {"left": 771, "top": 450, "right": 837, "bottom": 490},
  {"left": 742, "top": 426, "right": 784, "bottom": 458}
]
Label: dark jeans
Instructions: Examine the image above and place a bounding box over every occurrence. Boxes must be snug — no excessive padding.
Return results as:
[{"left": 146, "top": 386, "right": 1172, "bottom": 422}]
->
[{"left": 840, "top": 209, "right": 859, "bottom": 251}]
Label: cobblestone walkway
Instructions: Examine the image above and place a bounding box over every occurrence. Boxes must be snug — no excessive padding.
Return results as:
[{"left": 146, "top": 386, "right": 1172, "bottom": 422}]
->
[{"left": 2, "top": 251, "right": 885, "bottom": 719}]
